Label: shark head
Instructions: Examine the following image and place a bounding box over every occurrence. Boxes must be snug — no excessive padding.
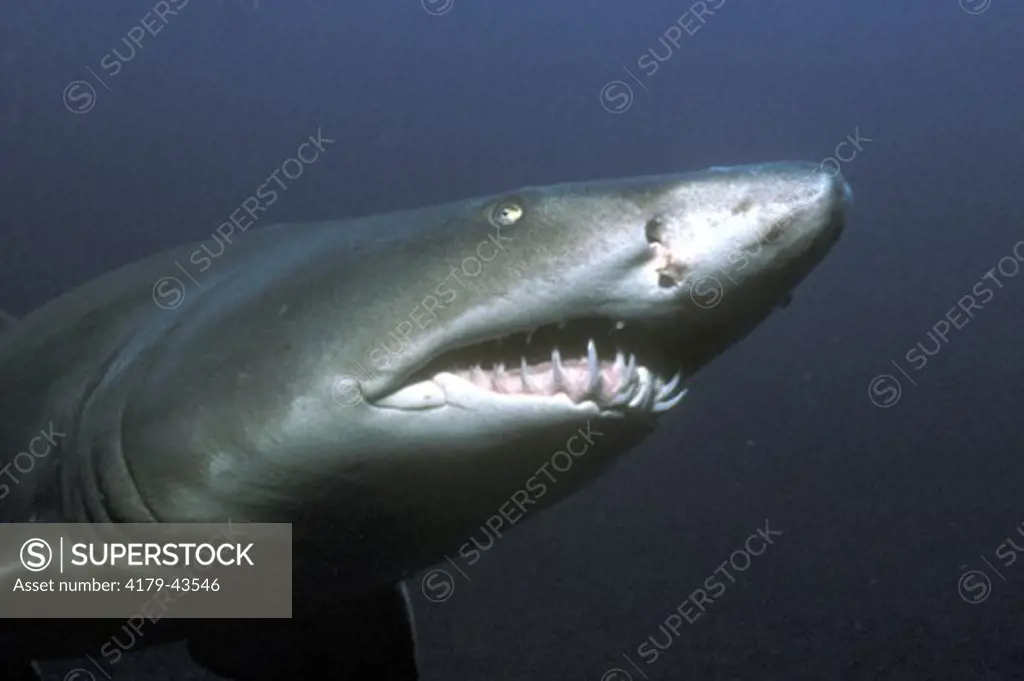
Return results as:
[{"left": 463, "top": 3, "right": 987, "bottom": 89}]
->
[{"left": 290, "top": 161, "right": 849, "bottom": 582}]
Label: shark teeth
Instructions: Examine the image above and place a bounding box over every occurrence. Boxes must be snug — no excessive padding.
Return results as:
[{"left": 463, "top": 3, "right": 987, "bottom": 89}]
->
[
  {"left": 585, "top": 338, "right": 601, "bottom": 398},
  {"left": 587, "top": 344, "right": 686, "bottom": 414},
  {"left": 408, "top": 318, "right": 688, "bottom": 415},
  {"left": 452, "top": 338, "right": 684, "bottom": 415},
  {"left": 652, "top": 370, "right": 687, "bottom": 413},
  {"left": 656, "top": 370, "right": 682, "bottom": 402},
  {"left": 609, "top": 351, "right": 637, "bottom": 407},
  {"left": 551, "top": 347, "right": 566, "bottom": 389},
  {"left": 653, "top": 386, "right": 688, "bottom": 413},
  {"left": 521, "top": 355, "right": 539, "bottom": 392},
  {"left": 627, "top": 367, "right": 658, "bottom": 410}
]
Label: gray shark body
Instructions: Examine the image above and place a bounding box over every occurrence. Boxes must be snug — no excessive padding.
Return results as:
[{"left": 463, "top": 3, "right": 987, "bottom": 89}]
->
[{"left": 0, "top": 162, "right": 850, "bottom": 679}]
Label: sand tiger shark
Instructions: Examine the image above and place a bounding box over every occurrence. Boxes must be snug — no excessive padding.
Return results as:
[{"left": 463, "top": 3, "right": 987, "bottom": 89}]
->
[{"left": 0, "top": 161, "right": 849, "bottom": 680}]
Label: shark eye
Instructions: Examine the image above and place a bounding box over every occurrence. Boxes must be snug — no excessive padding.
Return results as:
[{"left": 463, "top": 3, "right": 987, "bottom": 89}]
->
[{"left": 490, "top": 202, "right": 523, "bottom": 227}]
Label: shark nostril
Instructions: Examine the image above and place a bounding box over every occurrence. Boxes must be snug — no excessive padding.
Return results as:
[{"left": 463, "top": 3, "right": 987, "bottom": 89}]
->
[{"left": 644, "top": 217, "right": 665, "bottom": 244}]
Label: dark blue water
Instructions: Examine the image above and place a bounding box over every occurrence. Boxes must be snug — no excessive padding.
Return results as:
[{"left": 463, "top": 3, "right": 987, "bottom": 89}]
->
[{"left": 2, "top": 1, "right": 1023, "bottom": 679}]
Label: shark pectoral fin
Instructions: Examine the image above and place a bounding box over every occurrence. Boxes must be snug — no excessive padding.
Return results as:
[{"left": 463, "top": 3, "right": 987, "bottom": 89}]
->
[
  {"left": 186, "top": 582, "right": 420, "bottom": 679},
  {"left": 0, "top": 310, "right": 16, "bottom": 335}
]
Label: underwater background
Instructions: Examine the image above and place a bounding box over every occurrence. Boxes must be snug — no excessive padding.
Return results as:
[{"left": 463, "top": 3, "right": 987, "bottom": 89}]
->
[{"left": 1, "top": 1, "right": 1023, "bottom": 679}]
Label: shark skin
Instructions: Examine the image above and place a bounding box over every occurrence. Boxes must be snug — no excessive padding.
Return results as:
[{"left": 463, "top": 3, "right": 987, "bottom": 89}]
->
[{"left": 0, "top": 161, "right": 850, "bottom": 679}]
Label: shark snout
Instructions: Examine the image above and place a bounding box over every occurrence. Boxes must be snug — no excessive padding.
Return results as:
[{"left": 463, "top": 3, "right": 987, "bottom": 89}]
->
[
  {"left": 631, "top": 161, "right": 852, "bottom": 325},
  {"left": 817, "top": 167, "right": 852, "bottom": 246},
  {"left": 770, "top": 162, "right": 851, "bottom": 251}
]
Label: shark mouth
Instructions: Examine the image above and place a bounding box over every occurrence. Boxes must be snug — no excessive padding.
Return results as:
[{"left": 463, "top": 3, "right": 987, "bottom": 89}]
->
[{"left": 376, "top": 318, "right": 688, "bottom": 414}]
